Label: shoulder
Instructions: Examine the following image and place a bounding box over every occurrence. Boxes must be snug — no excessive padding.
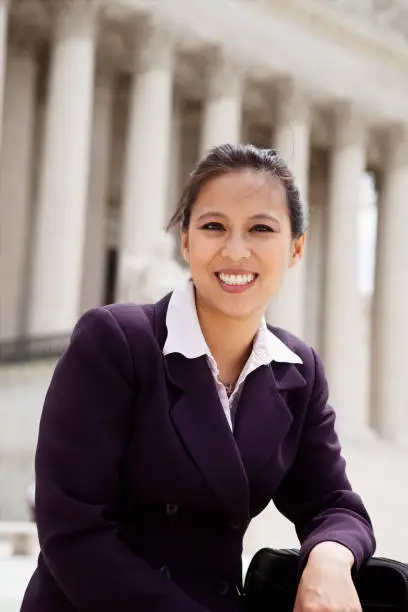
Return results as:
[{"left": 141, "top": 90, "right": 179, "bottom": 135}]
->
[
  {"left": 60, "top": 302, "right": 163, "bottom": 386},
  {"left": 71, "top": 292, "right": 170, "bottom": 355},
  {"left": 104, "top": 294, "right": 169, "bottom": 348},
  {"left": 64, "top": 306, "right": 134, "bottom": 364},
  {"left": 71, "top": 304, "right": 149, "bottom": 341},
  {"left": 66, "top": 303, "right": 155, "bottom": 362},
  {"left": 103, "top": 302, "right": 153, "bottom": 337}
]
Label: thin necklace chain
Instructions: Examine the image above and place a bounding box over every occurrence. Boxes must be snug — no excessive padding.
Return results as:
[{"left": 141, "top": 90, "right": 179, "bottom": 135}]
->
[
  {"left": 224, "top": 382, "right": 234, "bottom": 397},
  {"left": 217, "top": 373, "right": 235, "bottom": 398}
]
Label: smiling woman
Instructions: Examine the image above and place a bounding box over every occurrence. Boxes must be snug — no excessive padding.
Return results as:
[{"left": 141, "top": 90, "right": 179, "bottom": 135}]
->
[
  {"left": 21, "top": 144, "right": 375, "bottom": 612},
  {"left": 168, "top": 145, "right": 308, "bottom": 386}
]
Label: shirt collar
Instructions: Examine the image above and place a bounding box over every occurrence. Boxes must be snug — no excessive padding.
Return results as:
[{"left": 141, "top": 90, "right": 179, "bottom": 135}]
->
[{"left": 162, "top": 279, "right": 302, "bottom": 365}]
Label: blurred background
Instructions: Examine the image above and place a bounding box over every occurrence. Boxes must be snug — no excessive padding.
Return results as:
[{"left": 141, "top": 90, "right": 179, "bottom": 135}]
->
[{"left": 1, "top": 0, "right": 408, "bottom": 609}]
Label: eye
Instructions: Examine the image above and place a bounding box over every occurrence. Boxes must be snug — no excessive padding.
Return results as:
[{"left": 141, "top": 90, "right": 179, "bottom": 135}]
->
[
  {"left": 250, "top": 224, "right": 275, "bottom": 233},
  {"left": 200, "top": 222, "right": 225, "bottom": 231}
]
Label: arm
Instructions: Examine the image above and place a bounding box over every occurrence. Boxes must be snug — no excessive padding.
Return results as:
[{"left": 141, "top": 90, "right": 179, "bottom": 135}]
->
[
  {"left": 35, "top": 307, "right": 207, "bottom": 612},
  {"left": 273, "top": 348, "right": 376, "bottom": 572}
]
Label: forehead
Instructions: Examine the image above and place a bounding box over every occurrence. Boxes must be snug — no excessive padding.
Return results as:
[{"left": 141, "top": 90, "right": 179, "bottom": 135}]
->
[{"left": 191, "top": 170, "right": 288, "bottom": 219}]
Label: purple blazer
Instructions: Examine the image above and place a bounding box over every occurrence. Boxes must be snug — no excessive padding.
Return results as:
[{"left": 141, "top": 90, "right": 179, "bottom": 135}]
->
[{"left": 21, "top": 294, "right": 375, "bottom": 612}]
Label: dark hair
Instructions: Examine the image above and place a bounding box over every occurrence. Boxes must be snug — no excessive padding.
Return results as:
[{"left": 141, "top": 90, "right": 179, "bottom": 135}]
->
[{"left": 167, "top": 143, "right": 308, "bottom": 238}]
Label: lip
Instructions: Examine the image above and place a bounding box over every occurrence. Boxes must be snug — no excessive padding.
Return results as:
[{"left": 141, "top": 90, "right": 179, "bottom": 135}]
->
[
  {"left": 215, "top": 269, "right": 258, "bottom": 275},
  {"left": 214, "top": 270, "right": 258, "bottom": 294}
]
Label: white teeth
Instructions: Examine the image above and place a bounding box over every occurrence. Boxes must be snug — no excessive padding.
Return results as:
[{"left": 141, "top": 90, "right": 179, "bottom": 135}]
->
[{"left": 218, "top": 273, "right": 255, "bottom": 286}]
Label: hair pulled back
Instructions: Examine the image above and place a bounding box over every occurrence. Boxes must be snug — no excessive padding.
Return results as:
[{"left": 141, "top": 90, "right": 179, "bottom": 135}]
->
[{"left": 167, "top": 143, "right": 308, "bottom": 238}]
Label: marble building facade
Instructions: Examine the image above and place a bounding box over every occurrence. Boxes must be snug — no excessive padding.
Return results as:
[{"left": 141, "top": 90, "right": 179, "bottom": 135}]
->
[{"left": 1, "top": 0, "right": 408, "bottom": 517}]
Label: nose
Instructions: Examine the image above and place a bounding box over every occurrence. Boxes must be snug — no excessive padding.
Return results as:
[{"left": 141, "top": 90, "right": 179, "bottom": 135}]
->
[{"left": 221, "top": 233, "right": 251, "bottom": 262}]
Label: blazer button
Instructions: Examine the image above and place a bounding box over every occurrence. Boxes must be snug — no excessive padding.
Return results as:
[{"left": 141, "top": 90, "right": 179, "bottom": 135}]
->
[
  {"left": 159, "top": 565, "right": 171, "bottom": 579},
  {"left": 166, "top": 503, "right": 179, "bottom": 516},
  {"left": 217, "top": 581, "right": 230, "bottom": 596}
]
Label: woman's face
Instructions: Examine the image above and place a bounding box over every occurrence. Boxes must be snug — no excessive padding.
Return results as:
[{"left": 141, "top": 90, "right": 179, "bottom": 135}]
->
[{"left": 181, "top": 170, "right": 305, "bottom": 320}]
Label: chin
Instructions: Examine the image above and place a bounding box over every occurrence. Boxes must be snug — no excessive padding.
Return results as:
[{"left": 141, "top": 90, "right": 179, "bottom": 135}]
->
[
  {"left": 195, "top": 280, "right": 266, "bottom": 320},
  {"left": 213, "top": 298, "right": 262, "bottom": 321}
]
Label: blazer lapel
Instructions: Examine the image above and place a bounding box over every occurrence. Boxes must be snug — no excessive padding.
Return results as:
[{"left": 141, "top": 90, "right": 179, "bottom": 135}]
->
[
  {"left": 165, "top": 353, "right": 250, "bottom": 523},
  {"left": 234, "top": 362, "right": 307, "bottom": 477}
]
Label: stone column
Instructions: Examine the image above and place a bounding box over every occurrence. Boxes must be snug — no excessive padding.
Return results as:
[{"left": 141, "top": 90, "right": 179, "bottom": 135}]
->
[
  {"left": 267, "top": 81, "right": 311, "bottom": 337},
  {"left": 28, "top": 1, "right": 97, "bottom": 335},
  {"left": 167, "top": 92, "right": 183, "bottom": 217},
  {"left": 0, "top": 0, "right": 9, "bottom": 146},
  {"left": 118, "top": 20, "right": 174, "bottom": 299},
  {"left": 371, "top": 128, "right": 408, "bottom": 449},
  {"left": 80, "top": 73, "right": 114, "bottom": 312},
  {"left": 323, "top": 103, "right": 367, "bottom": 434},
  {"left": 303, "top": 151, "right": 328, "bottom": 353},
  {"left": 0, "top": 47, "right": 37, "bottom": 340},
  {"left": 200, "top": 51, "right": 243, "bottom": 154}
]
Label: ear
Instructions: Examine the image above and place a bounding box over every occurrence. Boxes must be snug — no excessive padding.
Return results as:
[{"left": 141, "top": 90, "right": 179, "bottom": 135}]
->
[
  {"left": 180, "top": 230, "right": 190, "bottom": 264},
  {"left": 289, "top": 233, "right": 306, "bottom": 269}
]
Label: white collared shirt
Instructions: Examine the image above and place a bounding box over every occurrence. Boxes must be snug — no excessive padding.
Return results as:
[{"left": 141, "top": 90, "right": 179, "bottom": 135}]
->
[{"left": 163, "top": 279, "right": 302, "bottom": 431}]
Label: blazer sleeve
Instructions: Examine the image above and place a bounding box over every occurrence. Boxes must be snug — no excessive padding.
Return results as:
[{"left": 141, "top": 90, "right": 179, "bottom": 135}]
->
[
  {"left": 35, "top": 307, "right": 208, "bottom": 612},
  {"left": 272, "top": 347, "right": 376, "bottom": 572}
]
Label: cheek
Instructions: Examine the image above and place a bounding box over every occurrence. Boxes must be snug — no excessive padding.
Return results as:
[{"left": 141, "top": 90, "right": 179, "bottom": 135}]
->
[
  {"left": 186, "top": 234, "right": 217, "bottom": 268},
  {"left": 259, "top": 236, "right": 292, "bottom": 270}
]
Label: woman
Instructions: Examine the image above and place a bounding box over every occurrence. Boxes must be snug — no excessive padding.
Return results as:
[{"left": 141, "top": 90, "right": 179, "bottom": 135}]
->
[{"left": 21, "top": 144, "right": 375, "bottom": 612}]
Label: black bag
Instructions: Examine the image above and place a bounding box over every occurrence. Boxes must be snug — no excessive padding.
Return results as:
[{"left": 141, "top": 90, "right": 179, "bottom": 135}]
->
[{"left": 243, "top": 548, "right": 408, "bottom": 612}]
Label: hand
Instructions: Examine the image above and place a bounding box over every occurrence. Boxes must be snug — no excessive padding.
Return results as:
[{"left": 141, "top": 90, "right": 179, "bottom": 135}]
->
[{"left": 294, "top": 543, "right": 362, "bottom": 612}]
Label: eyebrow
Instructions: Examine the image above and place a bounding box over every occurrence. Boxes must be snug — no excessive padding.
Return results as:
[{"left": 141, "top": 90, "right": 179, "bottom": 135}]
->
[{"left": 196, "top": 211, "right": 281, "bottom": 223}]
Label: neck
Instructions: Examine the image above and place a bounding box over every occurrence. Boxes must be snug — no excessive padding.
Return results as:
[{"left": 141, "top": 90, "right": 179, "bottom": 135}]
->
[{"left": 195, "top": 294, "right": 263, "bottom": 384}]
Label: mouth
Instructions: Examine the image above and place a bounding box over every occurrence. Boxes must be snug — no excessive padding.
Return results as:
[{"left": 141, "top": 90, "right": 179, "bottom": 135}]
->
[{"left": 215, "top": 271, "right": 258, "bottom": 293}]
